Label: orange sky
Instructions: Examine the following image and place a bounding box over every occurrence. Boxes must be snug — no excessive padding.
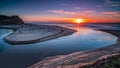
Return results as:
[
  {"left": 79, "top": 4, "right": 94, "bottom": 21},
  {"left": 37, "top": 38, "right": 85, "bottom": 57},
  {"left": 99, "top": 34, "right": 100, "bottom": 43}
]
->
[
  {"left": 1, "top": 0, "right": 120, "bottom": 23},
  {"left": 21, "top": 12, "right": 120, "bottom": 23},
  {"left": 20, "top": 10, "right": 120, "bottom": 23}
]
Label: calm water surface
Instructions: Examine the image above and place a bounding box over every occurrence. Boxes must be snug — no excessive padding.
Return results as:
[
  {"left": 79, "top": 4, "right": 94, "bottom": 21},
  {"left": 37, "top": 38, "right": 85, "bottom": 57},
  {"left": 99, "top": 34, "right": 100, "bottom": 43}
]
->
[{"left": 0, "top": 24, "right": 117, "bottom": 68}]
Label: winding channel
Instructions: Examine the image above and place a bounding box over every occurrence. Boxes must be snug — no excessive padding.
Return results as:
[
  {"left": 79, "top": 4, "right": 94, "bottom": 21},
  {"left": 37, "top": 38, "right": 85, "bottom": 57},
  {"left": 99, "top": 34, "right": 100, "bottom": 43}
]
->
[{"left": 0, "top": 27, "right": 117, "bottom": 68}]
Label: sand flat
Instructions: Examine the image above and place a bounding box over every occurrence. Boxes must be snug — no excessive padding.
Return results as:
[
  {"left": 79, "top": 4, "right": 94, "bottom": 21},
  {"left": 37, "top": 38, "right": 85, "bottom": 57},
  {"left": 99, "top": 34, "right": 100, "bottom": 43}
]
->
[{"left": 0, "top": 24, "right": 76, "bottom": 44}]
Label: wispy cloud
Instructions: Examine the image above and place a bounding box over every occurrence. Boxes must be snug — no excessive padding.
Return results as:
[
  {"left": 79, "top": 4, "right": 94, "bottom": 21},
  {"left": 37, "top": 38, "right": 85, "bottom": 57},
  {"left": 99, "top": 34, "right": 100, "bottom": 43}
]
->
[
  {"left": 101, "top": 11, "right": 120, "bottom": 15},
  {"left": 104, "top": 0, "right": 120, "bottom": 7},
  {"left": 97, "top": 0, "right": 120, "bottom": 7},
  {"left": 73, "top": 7, "right": 86, "bottom": 10},
  {"left": 77, "top": 10, "right": 95, "bottom": 16},
  {"left": 47, "top": 10, "right": 76, "bottom": 15},
  {"left": 100, "top": 11, "right": 120, "bottom": 21}
]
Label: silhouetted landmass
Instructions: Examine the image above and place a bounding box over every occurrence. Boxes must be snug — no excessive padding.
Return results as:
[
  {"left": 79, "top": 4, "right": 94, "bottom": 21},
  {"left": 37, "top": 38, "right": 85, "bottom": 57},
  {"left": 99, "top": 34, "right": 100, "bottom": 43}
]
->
[{"left": 0, "top": 15, "right": 24, "bottom": 25}]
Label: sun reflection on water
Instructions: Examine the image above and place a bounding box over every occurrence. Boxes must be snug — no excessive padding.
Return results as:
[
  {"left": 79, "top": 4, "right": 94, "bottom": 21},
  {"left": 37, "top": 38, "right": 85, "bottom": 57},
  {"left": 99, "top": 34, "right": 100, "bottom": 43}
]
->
[{"left": 73, "top": 24, "right": 81, "bottom": 34}]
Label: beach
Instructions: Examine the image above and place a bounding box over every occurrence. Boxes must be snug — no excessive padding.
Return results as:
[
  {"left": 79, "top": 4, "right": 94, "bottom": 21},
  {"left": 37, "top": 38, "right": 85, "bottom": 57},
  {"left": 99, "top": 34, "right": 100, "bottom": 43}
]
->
[
  {"left": 0, "top": 23, "right": 120, "bottom": 68},
  {"left": 28, "top": 29, "right": 120, "bottom": 68}
]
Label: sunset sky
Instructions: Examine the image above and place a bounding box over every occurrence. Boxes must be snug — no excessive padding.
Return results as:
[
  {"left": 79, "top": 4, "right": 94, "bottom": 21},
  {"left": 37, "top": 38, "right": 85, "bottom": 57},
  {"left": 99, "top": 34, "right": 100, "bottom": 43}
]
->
[{"left": 0, "top": 0, "right": 120, "bottom": 23}]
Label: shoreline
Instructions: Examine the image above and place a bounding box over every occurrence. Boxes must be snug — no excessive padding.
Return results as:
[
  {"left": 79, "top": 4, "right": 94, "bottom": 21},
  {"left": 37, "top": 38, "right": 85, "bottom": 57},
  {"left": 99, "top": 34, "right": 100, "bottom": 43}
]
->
[
  {"left": 97, "top": 29, "right": 120, "bottom": 37},
  {"left": 0, "top": 24, "right": 76, "bottom": 45},
  {"left": 28, "top": 29, "right": 120, "bottom": 68}
]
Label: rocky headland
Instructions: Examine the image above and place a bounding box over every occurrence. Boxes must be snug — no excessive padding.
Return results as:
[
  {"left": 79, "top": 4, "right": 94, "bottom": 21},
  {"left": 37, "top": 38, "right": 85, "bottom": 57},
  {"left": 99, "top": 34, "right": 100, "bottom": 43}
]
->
[{"left": 0, "top": 15, "right": 24, "bottom": 25}]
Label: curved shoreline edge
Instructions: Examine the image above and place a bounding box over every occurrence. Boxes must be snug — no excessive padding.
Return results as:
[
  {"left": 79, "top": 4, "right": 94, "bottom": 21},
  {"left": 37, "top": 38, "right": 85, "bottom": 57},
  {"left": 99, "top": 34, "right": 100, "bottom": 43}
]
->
[
  {"left": 0, "top": 24, "right": 76, "bottom": 45},
  {"left": 28, "top": 30, "right": 120, "bottom": 68}
]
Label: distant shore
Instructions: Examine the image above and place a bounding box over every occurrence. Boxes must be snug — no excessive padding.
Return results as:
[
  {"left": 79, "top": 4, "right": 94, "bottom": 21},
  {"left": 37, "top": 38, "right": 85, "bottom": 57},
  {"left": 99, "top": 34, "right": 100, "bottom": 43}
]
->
[
  {"left": 28, "top": 29, "right": 120, "bottom": 68},
  {"left": 0, "top": 24, "right": 76, "bottom": 45},
  {"left": 97, "top": 29, "right": 120, "bottom": 37}
]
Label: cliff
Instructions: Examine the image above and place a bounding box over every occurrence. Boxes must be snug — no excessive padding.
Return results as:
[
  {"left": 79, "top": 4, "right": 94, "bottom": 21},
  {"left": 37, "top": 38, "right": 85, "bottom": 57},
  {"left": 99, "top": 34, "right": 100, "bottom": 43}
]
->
[{"left": 0, "top": 15, "right": 24, "bottom": 25}]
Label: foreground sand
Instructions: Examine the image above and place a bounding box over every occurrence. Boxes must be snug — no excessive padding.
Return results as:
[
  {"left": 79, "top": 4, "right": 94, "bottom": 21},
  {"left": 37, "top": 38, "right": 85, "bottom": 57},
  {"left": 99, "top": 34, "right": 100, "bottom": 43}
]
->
[
  {"left": 28, "top": 30, "right": 120, "bottom": 68},
  {"left": 0, "top": 24, "right": 76, "bottom": 44}
]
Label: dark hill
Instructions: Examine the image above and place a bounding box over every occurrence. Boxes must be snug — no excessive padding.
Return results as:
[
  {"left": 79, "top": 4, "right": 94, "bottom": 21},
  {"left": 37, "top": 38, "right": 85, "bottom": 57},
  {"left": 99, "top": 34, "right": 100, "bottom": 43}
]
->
[{"left": 0, "top": 15, "right": 24, "bottom": 25}]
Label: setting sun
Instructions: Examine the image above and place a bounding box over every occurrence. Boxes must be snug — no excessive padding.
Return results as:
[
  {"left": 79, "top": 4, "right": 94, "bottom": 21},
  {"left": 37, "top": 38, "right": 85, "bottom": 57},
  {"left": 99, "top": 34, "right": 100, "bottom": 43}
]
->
[{"left": 74, "top": 19, "right": 84, "bottom": 24}]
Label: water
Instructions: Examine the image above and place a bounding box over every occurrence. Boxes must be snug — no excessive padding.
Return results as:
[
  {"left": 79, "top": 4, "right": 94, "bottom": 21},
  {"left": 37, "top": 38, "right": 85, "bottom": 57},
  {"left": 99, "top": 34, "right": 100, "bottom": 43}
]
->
[{"left": 0, "top": 24, "right": 118, "bottom": 68}]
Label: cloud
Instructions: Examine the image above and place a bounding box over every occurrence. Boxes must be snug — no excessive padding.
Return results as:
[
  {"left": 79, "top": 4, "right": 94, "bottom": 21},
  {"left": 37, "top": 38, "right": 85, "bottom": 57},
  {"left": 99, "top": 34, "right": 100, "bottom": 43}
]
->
[
  {"left": 70, "top": 10, "right": 97, "bottom": 19},
  {"left": 76, "top": 10, "right": 95, "bottom": 16},
  {"left": 100, "top": 11, "right": 120, "bottom": 19},
  {"left": 47, "top": 10, "right": 76, "bottom": 15},
  {"left": 101, "top": 11, "right": 120, "bottom": 15},
  {"left": 73, "top": 7, "right": 86, "bottom": 10},
  {"left": 105, "top": 0, "right": 112, "bottom": 3},
  {"left": 104, "top": 0, "right": 120, "bottom": 7},
  {"left": 97, "top": 0, "right": 120, "bottom": 7}
]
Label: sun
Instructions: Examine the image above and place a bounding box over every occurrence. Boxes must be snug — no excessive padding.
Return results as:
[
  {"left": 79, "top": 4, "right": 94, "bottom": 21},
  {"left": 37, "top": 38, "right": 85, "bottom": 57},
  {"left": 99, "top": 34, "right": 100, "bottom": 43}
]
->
[{"left": 74, "top": 19, "right": 84, "bottom": 24}]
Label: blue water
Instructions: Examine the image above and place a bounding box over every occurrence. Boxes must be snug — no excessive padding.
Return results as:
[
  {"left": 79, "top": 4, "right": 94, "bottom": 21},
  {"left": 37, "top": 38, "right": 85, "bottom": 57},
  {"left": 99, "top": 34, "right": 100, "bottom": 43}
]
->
[{"left": 0, "top": 24, "right": 118, "bottom": 68}]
